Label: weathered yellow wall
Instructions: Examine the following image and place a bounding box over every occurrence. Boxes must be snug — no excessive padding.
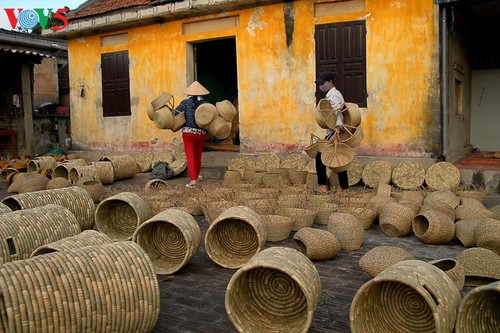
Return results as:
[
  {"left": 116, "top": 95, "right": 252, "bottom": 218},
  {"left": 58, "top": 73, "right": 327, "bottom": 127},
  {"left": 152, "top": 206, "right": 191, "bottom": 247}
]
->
[{"left": 68, "top": 0, "right": 440, "bottom": 157}]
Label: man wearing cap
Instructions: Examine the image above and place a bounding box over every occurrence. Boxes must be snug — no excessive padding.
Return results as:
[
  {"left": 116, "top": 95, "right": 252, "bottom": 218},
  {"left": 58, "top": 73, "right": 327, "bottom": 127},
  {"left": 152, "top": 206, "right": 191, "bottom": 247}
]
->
[
  {"left": 176, "top": 81, "right": 210, "bottom": 188},
  {"left": 314, "top": 71, "right": 349, "bottom": 193}
]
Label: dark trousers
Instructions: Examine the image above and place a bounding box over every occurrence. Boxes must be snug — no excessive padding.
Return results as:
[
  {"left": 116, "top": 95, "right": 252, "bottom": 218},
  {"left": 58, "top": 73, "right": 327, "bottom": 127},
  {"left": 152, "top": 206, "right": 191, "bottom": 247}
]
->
[{"left": 315, "top": 152, "right": 349, "bottom": 189}]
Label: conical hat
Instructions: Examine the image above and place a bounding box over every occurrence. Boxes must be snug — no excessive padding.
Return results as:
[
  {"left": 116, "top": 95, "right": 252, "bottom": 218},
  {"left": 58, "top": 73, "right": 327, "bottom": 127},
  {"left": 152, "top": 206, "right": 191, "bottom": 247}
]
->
[{"left": 184, "top": 81, "right": 209, "bottom": 96}]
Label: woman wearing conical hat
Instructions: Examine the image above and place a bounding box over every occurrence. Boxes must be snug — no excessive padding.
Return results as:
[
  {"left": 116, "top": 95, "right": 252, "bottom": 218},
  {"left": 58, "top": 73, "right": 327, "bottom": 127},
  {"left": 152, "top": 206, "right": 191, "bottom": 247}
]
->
[{"left": 176, "top": 81, "right": 210, "bottom": 188}]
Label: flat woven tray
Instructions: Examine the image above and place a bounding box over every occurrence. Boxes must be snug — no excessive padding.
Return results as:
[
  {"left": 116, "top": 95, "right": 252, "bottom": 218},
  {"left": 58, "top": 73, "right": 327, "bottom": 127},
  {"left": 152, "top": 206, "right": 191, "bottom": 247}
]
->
[
  {"left": 255, "top": 153, "right": 281, "bottom": 172},
  {"left": 425, "top": 162, "right": 461, "bottom": 191},
  {"left": 391, "top": 162, "right": 425, "bottom": 190}
]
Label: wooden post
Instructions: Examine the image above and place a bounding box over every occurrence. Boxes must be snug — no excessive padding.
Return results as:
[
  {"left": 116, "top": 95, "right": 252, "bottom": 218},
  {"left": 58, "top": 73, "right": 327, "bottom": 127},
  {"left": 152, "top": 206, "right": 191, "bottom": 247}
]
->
[{"left": 21, "top": 64, "right": 34, "bottom": 156}]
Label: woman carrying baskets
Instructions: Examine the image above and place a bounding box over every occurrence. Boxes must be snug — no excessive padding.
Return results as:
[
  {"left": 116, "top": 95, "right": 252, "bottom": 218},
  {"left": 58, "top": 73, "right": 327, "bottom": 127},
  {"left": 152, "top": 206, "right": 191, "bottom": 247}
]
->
[
  {"left": 176, "top": 81, "right": 210, "bottom": 188},
  {"left": 314, "top": 71, "right": 349, "bottom": 193}
]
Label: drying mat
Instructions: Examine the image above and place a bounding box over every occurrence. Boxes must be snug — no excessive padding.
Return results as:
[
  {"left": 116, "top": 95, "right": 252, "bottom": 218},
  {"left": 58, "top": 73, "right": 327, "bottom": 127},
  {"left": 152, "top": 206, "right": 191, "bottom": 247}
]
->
[
  {"left": 358, "top": 246, "right": 414, "bottom": 278},
  {"left": 361, "top": 160, "right": 392, "bottom": 188},
  {"left": 275, "top": 207, "right": 316, "bottom": 232},
  {"left": 205, "top": 206, "right": 266, "bottom": 269},
  {"left": 255, "top": 153, "right": 281, "bottom": 172},
  {"left": 31, "top": 230, "right": 112, "bottom": 257},
  {"left": 95, "top": 192, "right": 151, "bottom": 241},
  {"left": 350, "top": 260, "right": 461, "bottom": 333},
  {"left": 327, "top": 212, "right": 364, "bottom": 251},
  {"left": 455, "top": 219, "right": 482, "bottom": 247},
  {"left": 280, "top": 153, "right": 308, "bottom": 171},
  {"left": 455, "top": 280, "right": 500, "bottom": 333},
  {"left": 425, "top": 162, "right": 461, "bottom": 191},
  {"left": 0, "top": 241, "right": 160, "bottom": 333},
  {"left": 379, "top": 202, "right": 415, "bottom": 237},
  {"left": 456, "top": 247, "right": 500, "bottom": 287},
  {"left": 133, "top": 209, "right": 201, "bottom": 275},
  {"left": 133, "top": 151, "right": 154, "bottom": 173},
  {"left": 412, "top": 210, "right": 455, "bottom": 245},
  {"left": 391, "top": 162, "right": 425, "bottom": 190},
  {"left": 228, "top": 155, "right": 256, "bottom": 176},
  {"left": 474, "top": 218, "right": 500, "bottom": 256},
  {"left": 424, "top": 188, "right": 460, "bottom": 209},
  {"left": 260, "top": 214, "right": 293, "bottom": 242},
  {"left": 293, "top": 227, "right": 340, "bottom": 261},
  {"left": 428, "top": 258, "right": 465, "bottom": 292},
  {"left": 225, "top": 247, "right": 321, "bottom": 333}
]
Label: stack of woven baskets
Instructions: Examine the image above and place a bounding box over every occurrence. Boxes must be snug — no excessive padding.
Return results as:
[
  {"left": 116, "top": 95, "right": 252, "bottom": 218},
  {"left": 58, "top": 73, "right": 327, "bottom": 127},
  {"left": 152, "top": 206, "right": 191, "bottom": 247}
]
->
[
  {"left": 148, "top": 91, "right": 185, "bottom": 132},
  {"left": 195, "top": 99, "right": 236, "bottom": 139}
]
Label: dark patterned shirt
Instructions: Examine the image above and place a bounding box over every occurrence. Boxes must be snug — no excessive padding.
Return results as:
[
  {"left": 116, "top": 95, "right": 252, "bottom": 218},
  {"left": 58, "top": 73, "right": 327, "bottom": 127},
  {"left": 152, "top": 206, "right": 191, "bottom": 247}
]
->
[{"left": 176, "top": 96, "right": 206, "bottom": 133}]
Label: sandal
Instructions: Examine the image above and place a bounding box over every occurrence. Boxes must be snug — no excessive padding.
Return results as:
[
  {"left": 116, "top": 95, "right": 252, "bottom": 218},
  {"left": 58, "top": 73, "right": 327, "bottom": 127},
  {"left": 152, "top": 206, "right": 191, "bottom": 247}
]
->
[{"left": 185, "top": 183, "right": 197, "bottom": 188}]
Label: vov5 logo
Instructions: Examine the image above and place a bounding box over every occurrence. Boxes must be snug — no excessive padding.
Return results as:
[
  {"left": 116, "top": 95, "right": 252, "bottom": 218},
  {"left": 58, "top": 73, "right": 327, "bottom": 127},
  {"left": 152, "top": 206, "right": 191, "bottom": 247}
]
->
[{"left": 4, "top": 8, "right": 69, "bottom": 31}]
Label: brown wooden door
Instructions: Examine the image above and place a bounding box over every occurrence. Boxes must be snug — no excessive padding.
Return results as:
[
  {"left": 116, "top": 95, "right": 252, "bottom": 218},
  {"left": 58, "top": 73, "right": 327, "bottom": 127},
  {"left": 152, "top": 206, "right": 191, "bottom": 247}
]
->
[
  {"left": 315, "top": 21, "right": 367, "bottom": 107},
  {"left": 101, "top": 51, "right": 131, "bottom": 117}
]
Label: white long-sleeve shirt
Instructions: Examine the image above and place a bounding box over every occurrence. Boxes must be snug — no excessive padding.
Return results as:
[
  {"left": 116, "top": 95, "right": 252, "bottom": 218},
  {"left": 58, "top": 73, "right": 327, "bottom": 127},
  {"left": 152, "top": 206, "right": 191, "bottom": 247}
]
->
[{"left": 325, "top": 87, "right": 345, "bottom": 138}]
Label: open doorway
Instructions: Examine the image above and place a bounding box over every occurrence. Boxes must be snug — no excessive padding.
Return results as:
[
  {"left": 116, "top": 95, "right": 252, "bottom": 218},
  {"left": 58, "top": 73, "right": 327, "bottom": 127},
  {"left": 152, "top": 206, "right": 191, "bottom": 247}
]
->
[{"left": 191, "top": 38, "right": 239, "bottom": 151}]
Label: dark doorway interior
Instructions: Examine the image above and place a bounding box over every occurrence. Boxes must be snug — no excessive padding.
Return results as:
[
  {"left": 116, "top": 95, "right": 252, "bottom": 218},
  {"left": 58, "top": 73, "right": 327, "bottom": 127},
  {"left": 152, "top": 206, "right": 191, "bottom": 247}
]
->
[{"left": 193, "top": 38, "right": 239, "bottom": 150}]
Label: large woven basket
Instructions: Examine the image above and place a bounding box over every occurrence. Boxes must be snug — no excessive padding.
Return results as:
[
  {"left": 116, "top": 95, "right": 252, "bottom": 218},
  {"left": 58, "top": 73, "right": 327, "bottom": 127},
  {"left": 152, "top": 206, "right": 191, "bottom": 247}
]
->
[
  {"left": 412, "top": 210, "right": 455, "bottom": 244},
  {"left": 207, "top": 115, "right": 232, "bottom": 139},
  {"left": 52, "top": 158, "right": 87, "bottom": 179},
  {"left": 31, "top": 230, "right": 112, "bottom": 257},
  {"left": 205, "top": 206, "right": 266, "bottom": 269},
  {"left": 27, "top": 155, "right": 58, "bottom": 172},
  {"left": 0, "top": 241, "right": 160, "bottom": 332},
  {"left": 133, "top": 209, "right": 201, "bottom": 275},
  {"left": 455, "top": 280, "right": 500, "bottom": 333},
  {"left": 312, "top": 203, "right": 338, "bottom": 225},
  {"left": 320, "top": 143, "right": 354, "bottom": 173},
  {"left": 314, "top": 99, "right": 331, "bottom": 129},
  {"left": 455, "top": 205, "right": 495, "bottom": 220},
  {"left": 261, "top": 214, "right": 293, "bottom": 242},
  {"left": 153, "top": 105, "right": 174, "bottom": 129},
  {"left": 474, "top": 218, "right": 500, "bottom": 255},
  {"left": 429, "top": 258, "right": 465, "bottom": 292},
  {"left": 340, "top": 206, "right": 377, "bottom": 230},
  {"left": 69, "top": 164, "right": 98, "bottom": 184},
  {"left": 95, "top": 192, "right": 151, "bottom": 241},
  {"left": 171, "top": 111, "right": 186, "bottom": 132},
  {"left": 216, "top": 99, "right": 237, "bottom": 122},
  {"left": 339, "top": 125, "right": 364, "bottom": 148},
  {"left": 455, "top": 247, "right": 500, "bottom": 286},
  {"left": 223, "top": 169, "right": 243, "bottom": 185},
  {"left": 76, "top": 177, "right": 105, "bottom": 203},
  {"left": 361, "top": 160, "right": 392, "bottom": 188},
  {"left": 293, "top": 227, "right": 340, "bottom": 261},
  {"left": 195, "top": 102, "right": 218, "bottom": 128},
  {"left": 419, "top": 200, "right": 456, "bottom": 221},
  {"left": 424, "top": 188, "right": 460, "bottom": 209},
  {"left": 90, "top": 161, "right": 114, "bottom": 184},
  {"left": 201, "top": 200, "right": 238, "bottom": 225},
  {"left": 343, "top": 102, "right": 362, "bottom": 127},
  {"left": 99, "top": 154, "right": 140, "bottom": 181},
  {"left": 350, "top": 260, "right": 461, "bottom": 333},
  {"left": 228, "top": 155, "right": 256, "bottom": 176},
  {"left": 425, "top": 162, "right": 461, "bottom": 191},
  {"left": 358, "top": 246, "right": 415, "bottom": 278},
  {"left": 151, "top": 91, "right": 173, "bottom": 110},
  {"left": 225, "top": 247, "right": 321, "bottom": 333},
  {"left": 288, "top": 170, "right": 308, "bottom": 185},
  {"left": 455, "top": 219, "right": 481, "bottom": 248},
  {"left": 275, "top": 207, "right": 316, "bottom": 231},
  {"left": 379, "top": 202, "right": 416, "bottom": 237},
  {"left": 327, "top": 212, "right": 364, "bottom": 251},
  {"left": 391, "top": 162, "right": 426, "bottom": 190}
]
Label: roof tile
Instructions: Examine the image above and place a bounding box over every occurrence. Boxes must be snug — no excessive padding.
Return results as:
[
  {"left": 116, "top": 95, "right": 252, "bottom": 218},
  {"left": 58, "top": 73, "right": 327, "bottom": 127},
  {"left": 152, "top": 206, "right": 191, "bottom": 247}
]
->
[{"left": 70, "top": 0, "right": 151, "bottom": 19}]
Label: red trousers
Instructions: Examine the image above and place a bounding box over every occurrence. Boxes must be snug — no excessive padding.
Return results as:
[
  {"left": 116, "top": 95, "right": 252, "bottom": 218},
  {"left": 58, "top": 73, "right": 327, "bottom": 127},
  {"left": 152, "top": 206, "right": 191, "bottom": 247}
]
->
[{"left": 182, "top": 132, "right": 206, "bottom": 181}]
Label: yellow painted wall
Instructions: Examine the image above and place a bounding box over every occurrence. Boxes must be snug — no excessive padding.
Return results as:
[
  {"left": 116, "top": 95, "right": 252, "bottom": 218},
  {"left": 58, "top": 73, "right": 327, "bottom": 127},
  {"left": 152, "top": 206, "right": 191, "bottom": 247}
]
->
[{"left": 68, "top": 0, "right": 440, "bottom": 157}]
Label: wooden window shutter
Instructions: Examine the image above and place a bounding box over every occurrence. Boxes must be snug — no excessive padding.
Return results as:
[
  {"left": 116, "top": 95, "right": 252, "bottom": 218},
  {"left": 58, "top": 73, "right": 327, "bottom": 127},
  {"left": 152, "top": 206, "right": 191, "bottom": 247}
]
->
[{"left": 101, "top": 51, "right": 131, "bottom": 117}]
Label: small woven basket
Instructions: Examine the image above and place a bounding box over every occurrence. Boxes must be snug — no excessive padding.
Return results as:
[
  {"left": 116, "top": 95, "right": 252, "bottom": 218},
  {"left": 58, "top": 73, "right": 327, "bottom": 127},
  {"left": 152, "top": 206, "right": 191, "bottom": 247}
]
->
[
  {"left": 359, "top": 246, "right": 415, "bottom": 277},
  {"left": 275, "top": 207, "right": 316, "bottom": 231},
  {"left": 76, "top": 177, "right": 105, "bottom": 203},
  {"left": 277, "top": 194, "right": 306, "bottom": 209},
  {"left": 320, "top": 143, "right": 354, "bottom": 173},
  {"left": 207, "top": 115, "right": 232, "bottom": 139},
  {"left": 245, "top": 199, "right": 275, "bottom": 215},
  {"left": 153, "top": 105, "right": 174, "bottom": 129},
  {"left": 133, "top": 209, "right": 201, "bottom": 275},
  {"left": 455, "top": 219, "right": 481, "bottom": 248},
  {"left": 288, "top": 170, "right": 308, "bottom": 185},
  {"left": 312, "top": 203, "right": 338, "bottom": 225},
  {"left": 151, "top": 91, "right": 173, "bottom": 110},
  {"left": 171, "top": 111, "right": 186, "bottom": 132},
  {"left": 304, "top": 134, "right": 320, "bottom": 158},
  {"left": 293, "top": 227, "right": 340, "bottom": 261},
  {"left": 225, "top": 247, "right": 321, "bottom": 333},
  {"left": 201, "top": 200, "right": 237, "bottom": 225},
  {"left": 99, "top": 154, "right": 139, "bottom": 181},
  {"left": 474, "top": 218, "right": 500, "bottom": 255},
  {"left": 327, "top": 212, "right": 364, "bottom": 251},
  {"left": 314, "top": 99, "right": 331, "bottom": 129},
  {"left": 223, "top": 169, "right": 243, "bottom": 185},
  {"left": 379, "top": 202, "right": 416, "bottom": 237},
  {"left": 429, "top": 258, "right": 465, "bottom": 292},
  {"left": 339, "top": 125, "right": 364, "bottom": 148},
  {"left": 205, "top": 206, "right": 266, "bottom": 269},
  {"left": 260, "top": 214, "right": 293, "bottom": 242},
  {"left": 412, "top": 210, "right": 456, "bottom": 245},
  {"left": 456, "top": 247, "right": 500, "bottom": 287},
  {"left": 424, "top": 189, "right": 460, "bottom": 209}
]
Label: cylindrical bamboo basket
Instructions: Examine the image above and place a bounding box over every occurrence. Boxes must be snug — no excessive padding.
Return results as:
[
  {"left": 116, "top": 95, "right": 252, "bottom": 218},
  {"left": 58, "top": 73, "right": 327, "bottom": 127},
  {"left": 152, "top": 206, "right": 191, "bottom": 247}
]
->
[
  {"left": 195, "top": 102, "right": 218, "bottom": 128},
  {"left": 216, "top": 99, "right": 237, "bottom": 122},
  {"left": 260, "top": 214, "right": 293, "bottom": 242},
  {"left": 0, "top": 241, "right": 160, "bottom": 333},
  {"left": 133, "top": 209, "right": 201, "bottom": 275},
  {"left": 207, "top": 115, "right": 232, "bottom": 139},
  {"left": 153, "top": 105, "right": 174, "bottom": 129},
  {"left": 350, "top": 260, "right": 462, "bottom": 333},
  {"left": 327, "top": 212, "right": 364, "bottom": 251},
  {"left": 2, "top": 186, "right": 95, "bottom": 230},
  {"left": 424, "top": 189, "right": 460, "bottom": 209},
  {"left": 27, "top": 156, "right": 58, "bottom": 172},
  {"left": 90, "top": 161, "right": 114, "bottom": 184},
  {"left": 31, "top": 230, "right": 112, "bottom": 257},
  {"left": 69, "top": 164, "right": 99, "bottom": 184},
  {"left": 0, "top": 202, "right": 11, "bottom": 215},
  {"left": 76, "top": 176, "right": 105, "bottom": 203},
  {"left": 205, "top": 206, "right": 266, "bottom": 269},
  {"left": 320, "top": 143, "right": 354, "bottom": 173},
  {"left": 99, "top": 154, "right": 140, "bottom": 181},
  {"left": 95, "top": 192, "right": 151, "bottom": 241},
  {"left": 293, "top": 227, "right": 340, "bottom": 261},
  {"left": 225, "top": 247, "right": 321, "bottom": 333},
  {"left": 0, "top": 204, "right": 81, "bottom": 264},
  {"left": 379, "top": 202, "right": 416, "bottom": 237},
  {"left": 412, "top": 210, "right": 456, "bottom": 245},
  {"left": 358, "top": 246, "right": 415, "bottom": 278},
  {"left": 52, "top": 159, "right": 88, "bottom": 179},
  {"left": 455, "top": 280, "right": 500, "bottom": 333},
  {"left": 429, "top": 258, "right": 465, "bottom": 292}
]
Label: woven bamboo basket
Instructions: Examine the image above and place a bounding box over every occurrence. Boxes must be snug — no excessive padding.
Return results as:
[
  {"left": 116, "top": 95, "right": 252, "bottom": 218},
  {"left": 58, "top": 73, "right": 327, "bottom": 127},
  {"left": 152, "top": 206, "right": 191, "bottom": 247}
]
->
[
  {"left": 312, "top": 203, "right": 338, "bottom": 225},
  {"left": 228, "top": 155, "right": 256, "bottom": 176},
  {"left": 288, "top": 170, "right": 308, "bottom": 185},
  {"left": 339, "top": 125, "right": 364, "bottom": 148},
  {"left": 269, "top": 167, "right": 290, "bottom": 179},
  {"left": 361, "top": 160, "right": 392, "bottom": 188},
  {"left": 314, "top": 99, "right": 331, "bottom": 129},
  {"left": 152, "top": 151, "right": 175, "bottom": 165},
  {"left": 0, "top": 204, "right": 81, "bottom": 264},
  {"left": 95, "top": 192, "right": 151, "bottom": 241},
  {"left": 393, "top": 190, "right": 425, "bottom": 205},
  {"left": 424, "top": 189, "right": 460, "bottom": 209},
  {"left": 293, "top": 227, "right": 340, "bottom": 261},
  {"left": 255, "top": 153, "right": 281, "bottom": 172},
  {"left": 234, "top": 190, "right": 262, "bottom": 203},
  {"left": 133, "top": 209, "right": 201, "bottom": 275},
  {"left": 412, "top": 210, "right": 456, "bottom": 245},
  {"left": 16, "top": 173, "right": 49, "bottom": 193},
  {"left": 52, "top": 158, "right": 87, "bottom": 179},
  {"left": 207, "top": 115, "right": 232, "bottom": 139},
  {"left": 261, "top": 172, "right": 288, "bottom": 187},
  {"left": 391, "top": 162, "right": 426, "bottom": 190},
  {"left": 205, "top": 206, "right": 266, "bottom": 269},
  {"left": 201, "top": 200, "right": 238, "bottom": 225},
  {"left": 280, "top": 153, "right": 308, "bottom": 171},
  {"left": 455, "top": 280, "right": 500, "bottom": 333},
  {"left": 306, "top": 172, "right": 318, "bottom": 189},
  {"left": 0, "top": 202, "right": 11, "bottom": 215},
  {"left": 27, "top": 155, "right": 58, "bottom": 172},
  {"left": 420, "top": 200, "right": 456, "bottom": 221},
  {"left": 320, "top": 143, "right": 354, "bottom": 173},
  {"left": 327, "top": 212, "right": 364, "bottom": 251},
  {"left": 144, "top": 178, "right": 170, "bottom": 190},
  {"left": 223, "top": 169, "right": 243, "bottom": 185},
  {"left": 379, "top": 202, "right": 416, "bottom": 237},
  {"left": 455, "top": 189, "right": 487, "bottom": 203},
  {"left": 0, "top": 241, "right": 160, "bottom": 332},
  {"left": 455, "top": 205, "right": 495, "bottom": 220},
  {"left": 195, "top": 102, "right": 218, "bottom": 128},
  {"left": 99, "top": 154, "right": 139, "bottom": 181},
  {"left": 458, "top": 197, "right": 487, "bottom": 210},
  {"left": 277, "top": 194, "right": 306, "bottom": 209},
  {"left": 2, "top": 186, "right": 95, "bottom": 230},
  {"left": 276, "top": 207, "right": 316, "bottom": 231},
  {"left": 76, "top": 176, "right": 105, "bottom": 203},
  {"left": 346, "top": 158, "right": 363, "bottom": 186},
  {"left": 456, "top": 247, "right": 500, "bottom": 287},
  {"left": 261, "top": 214, "right": 293, "bottom": 242},
  {"left": 174, "top": 196, "right": 204, "bottom": 216},
  {"left": 153, "top": 105, "right": 174, "bottom": 129},
  {"left": 225, "top": 246, "right": 321, "bottom": 333},
  {"left": 151, "top": 91, "right": 173, "bottom": 110},
  {"left": 376, "top": 182, "right": 392, "bottom": 197},
  {"left": 350, "top": 260, "right": 462, "bottom": 333},
  {"left": 216, "top": 99, "right": 237, "bottom": 122},
  {"left": 171, "top": 111, "right": 186, "bottom": 132},
  {"left": 340, "top": 206, "right": 378, "bottom": 230},
  {"left": 251, "top": 170, "right": 266, "bottom": 185},
  {"left": 319, "top": 108, "right": 338, "bottom": 129},
  {"left": 31, "top": 230, "right": 112, "bottom": 257},
  {"left": 425, "top": 162, "right": 461, "bottom": 191},
  {"left": 358, "top": 246, "right": 415, "bottom": 278},
  {"left": 429, "top": 258, "right": 465, "bottom": 292},
  {"left": 474, "top": 218, "right": 500, "bottom": 256},
  {"left": 455, "top": 219, "right": 481, "bottom": 247},
  {"left": 169, "top": 158, "right": 188, "bottom": 176},
  {"left": 242, "top": 167, "right": 256, "bottom": 182},
  {"left": 90, "top": 161, "right": 114, "bottom": 184},
  {"left": 245, "top": 199, "right": 275, "bottom": 215},
  {"left": 304, "top": 134, "right": 321, "bottom": 158},
  {"left": 316, "top": 139, "right": 331, "bottom": 153},
  {"left": 341, "top": 102, "right": 361, "bottom": 126},
  {"left": 7, "top": 172, "right": 43, "bottom": 193},
  {"left": 366, "top": 194, "right": 397, "bottom": 215},
  {"left": 69, "top": 164, "right": 99, "bottom": 184},
  {"left": 146, "top": 103, "right": 155, "bottom": 120}
]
